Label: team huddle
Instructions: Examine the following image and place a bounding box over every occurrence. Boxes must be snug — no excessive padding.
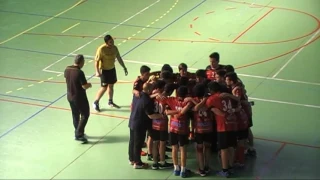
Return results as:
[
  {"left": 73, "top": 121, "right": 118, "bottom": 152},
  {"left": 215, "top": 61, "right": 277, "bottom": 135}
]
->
[{"left": 129, "top": 52, "right": 256, "bottom": 178}]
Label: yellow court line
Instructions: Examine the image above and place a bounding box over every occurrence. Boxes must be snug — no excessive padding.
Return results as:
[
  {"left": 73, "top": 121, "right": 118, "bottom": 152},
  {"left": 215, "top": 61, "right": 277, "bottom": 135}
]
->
[
  {"left": 0, "top": 0, "right": 85, "bottom": 45},
  {"left": 62, "top": 23, "right": 80, "bottom": 33}
]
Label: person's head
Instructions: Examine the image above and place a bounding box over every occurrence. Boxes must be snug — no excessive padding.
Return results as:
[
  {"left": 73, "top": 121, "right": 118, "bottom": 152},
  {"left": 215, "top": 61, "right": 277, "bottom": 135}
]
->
[
  {"left": 195, "top": 69, "right": 207, "bottom": 83},
  {"left": 74, "top": 54, "right": 85, "bottom": 68},
  {"left": 163, "top": 83, "right": 176, "bottom": 96},
  {"left": 160, "top": 70, "right": 173, "bottom": 83},
  {"left": 225, "top": 72, "right": 238, "bottom": 86},
  {"left": 207, "top": 81, "right": 221, "bottom": 94},
  {"left": 177, "top": 86, "right": 188, "bottom": 98},
  {"left": 161, "top": 64, "right": 173, "bottom": 73},
  {"left": 209, "top": 52, "right": 220, "bottom": 68},
  {"left": 140, "top": 65, "right": 151, "bottom": 81},
  {"left": 104, "top": 34, "right": 114, "bottom": 47},
  {"left": 178, "top": 63, "right": 188, "bottom": 77},
  {"left": 153, "top": 79, "right": 166, "bottom": 93},
  {"left": 215, "top": 70, "right": 226, "bottom": 83},
  {"left": 225, "top": 65, "right": 235, "bottom": 73},
  {"left": 193, "top": 84, "right": 206, "bottom": 98},
  {"left": 142, "top": 82, "right": 153, "bottom": 95}
]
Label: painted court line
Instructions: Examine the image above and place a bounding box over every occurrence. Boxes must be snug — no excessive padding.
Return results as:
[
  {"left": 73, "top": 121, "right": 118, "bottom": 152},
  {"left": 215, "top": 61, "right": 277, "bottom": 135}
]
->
[
  {"left": 0, "top": 93, "right": 52, "bottom": 103},
  {"left": 0, "top": 1, "right": 161, "bottom": 140},
  {"left": 232, "top": 7, "right": 274, "bottom": 43},
  {"left": 0, "top": 10, "right": 161, "bottom": 30},
  {"left": 61, "top": 23, "right": 80, "bottom": 33},
  {"left": 272, "top": 29, "right": 320, "bottom": 78},
  {"left": 0, "top": 0, "right": 85, "bottom": 45},
  {"left": 42, "top": 0, "right": 160, "bottom": 73},
  {"left": 249, "top": 97, "right": 320, "bottom": 109}
]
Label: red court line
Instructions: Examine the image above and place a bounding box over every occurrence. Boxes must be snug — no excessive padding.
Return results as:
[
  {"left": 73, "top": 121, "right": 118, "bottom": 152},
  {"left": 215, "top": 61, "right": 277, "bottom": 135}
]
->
[
  {"left": 194, "top": 32, "right": 201, "bottom": 36},
  {"left": 0, "top": 98, "right": 128, "bottom": 120},
  {"left": 206, "top": 11, "right": 215, "bottom": 14},
  {"left": 189, "top": 24, "right": 193, "bottom": 28},
  {"left": 226, "top": 7, "right": 236, "bottom": 10},
  {"left": 256, "top": 143, "right": 287, "bottom": 180},
  {"left": 193, "top": 17, "right": 199, "bottom": 21},
  {"left": 0, "top": 75, "right": 132, "bottom": 84},
  {"left": 232, "top": 8, "right": 274, "bottom": 43},
  {"left": 2, "top": 98, "right": 320, "bottom": 149}
]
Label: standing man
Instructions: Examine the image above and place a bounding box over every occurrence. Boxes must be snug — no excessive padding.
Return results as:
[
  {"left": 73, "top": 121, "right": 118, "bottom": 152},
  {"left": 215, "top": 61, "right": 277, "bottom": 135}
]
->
[
  {"left": 205, "top": 52, "right": 225, "bottom": 81},
  {"left": 64, "top": 54, "right": 92, "bottom": 143},
  {"left": 93, "top": 34, "right": 128, "bottom": 112},
  {"left": 128, "top": 83, "right": 165, "bottom": 169}
]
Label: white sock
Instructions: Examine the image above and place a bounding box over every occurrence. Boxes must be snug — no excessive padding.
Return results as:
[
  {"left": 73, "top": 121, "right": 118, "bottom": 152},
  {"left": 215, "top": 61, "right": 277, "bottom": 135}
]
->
[
  {"left": 174, "top": 165, "right": 180, "bottom": 171},
  {"left": 181, "top": 166, "right": 186, "bottom": 172}
]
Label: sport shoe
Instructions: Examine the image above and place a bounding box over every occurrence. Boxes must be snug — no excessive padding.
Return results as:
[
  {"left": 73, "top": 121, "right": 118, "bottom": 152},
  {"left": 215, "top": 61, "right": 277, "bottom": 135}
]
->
[
  {"left": 147, "top": 154, "right": 153, "bottom": 161},
  {"left": 93, "top": 102, "right": 101, "bottom": 112},
  {"left": 216, "top": 170, "right": 229, "bottom": 178},
  {"left": 129, "top": 161, "right": 134, "bottom": 165},
  {"left": 108, "top": 101, "right": 120, "bottom": 109},
  {"left": 152, "top": 163, "right": 159, "bottom": 170},
  {"left": 197, "top": 169, "right": 206, "bottom": 177},
  {"left": 159, "top": 162, "right": 173, "bottom": 169},
  {"left": 133, "top": 162, "right": 149, "bottom": 169},
  {"left": 75, "top": 136, "right": 88, "bottom": 143}
]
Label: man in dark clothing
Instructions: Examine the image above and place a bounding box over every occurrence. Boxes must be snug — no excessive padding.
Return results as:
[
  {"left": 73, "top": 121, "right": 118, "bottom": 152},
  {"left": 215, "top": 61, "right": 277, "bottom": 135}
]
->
[
  {"left": 64, "top": 54, "right": 92, "bottom": 143},
  {"left": 128, "top": 83, "right": 164, "bottom": 169}
]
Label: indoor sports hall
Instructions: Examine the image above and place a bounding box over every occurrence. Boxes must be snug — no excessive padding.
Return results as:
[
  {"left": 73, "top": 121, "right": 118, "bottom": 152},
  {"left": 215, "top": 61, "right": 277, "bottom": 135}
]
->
[{"left": 0, "top": 0, "right": 319, "bottom": 179}]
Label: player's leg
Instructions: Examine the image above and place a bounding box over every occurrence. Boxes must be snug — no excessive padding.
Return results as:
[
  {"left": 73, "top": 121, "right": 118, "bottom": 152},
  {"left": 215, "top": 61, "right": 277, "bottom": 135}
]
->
[
  {"left": 216, "top": 132, "right": 230, "bottom": 178},
  {"left": 151, "top": 129, "right": 160, "bottom": 169},
  {"left": 170, "top": 133, "right": 180, "bottom": 175},
  {"left": 235, "top": 129, "right": 248, "bottom": 167},
  {"left": 179, "top": 134, "right": 190, "bottom": 178},
  {"left": 227, "top": 131, "right": 237, "bottom": 174},
  {"left": 76, "top": 99, "right": 90, "bottom": 142},
  {"left": 107, "top": 68, "right": 120, "bottom": 108},
  {"left": 93, "top": 70, "right": 108, "bottom": 112},
  {"left": 204, "top": 133, "right": 213, "bottom": 173},
  {"left": 158, "top": 131, "right": 173, "bottom": 169},
  {"left": 195, "top": 133, "right": 206, "bottom": 176}
]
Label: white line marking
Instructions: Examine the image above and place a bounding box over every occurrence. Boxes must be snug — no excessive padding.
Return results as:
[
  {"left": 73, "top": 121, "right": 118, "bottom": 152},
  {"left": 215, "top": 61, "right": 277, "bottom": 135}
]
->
[
  {"left": 61, "top": 23, "right": 80, "bottom": 33},
  {"left": 272, "top": 30, "right": 320, "bottom": 78},
  {"left": 249, "top": 97, "right": 320, "bottom": 109},
  {"left": 72, "top": 55, "right": 320, "bottom": 86},
  {"left": 42, "top": 0, "right": 160, "bottom": 73}
]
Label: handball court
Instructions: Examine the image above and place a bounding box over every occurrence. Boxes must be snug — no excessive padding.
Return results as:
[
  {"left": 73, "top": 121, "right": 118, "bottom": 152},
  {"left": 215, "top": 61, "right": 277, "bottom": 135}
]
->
[{"left": 0, "top": 0, "right": 319, "bottom": 179}]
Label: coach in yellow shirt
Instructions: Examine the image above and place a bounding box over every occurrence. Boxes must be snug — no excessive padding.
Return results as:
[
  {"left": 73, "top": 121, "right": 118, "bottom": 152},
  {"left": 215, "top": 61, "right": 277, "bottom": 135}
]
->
[{"left": 93, "top": 35, "right": 128, "bottom": 112}]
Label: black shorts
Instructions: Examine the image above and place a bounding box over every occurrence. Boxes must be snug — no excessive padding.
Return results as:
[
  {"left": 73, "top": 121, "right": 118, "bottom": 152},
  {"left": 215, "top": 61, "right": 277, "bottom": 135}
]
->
[
  {"left": 151, "top": 130, "right": 168, "bottom": 141},
  {"left": 100, "top": 68, "right": 117, "bottom": 86},
  {"left": 170, "top": 133, "right": 189, "bottom": 146},
  {"left": 237, "top": 129, "right": 249, "bottom": 140},
  {"left": 195, "top": 133, "right": 213, "bottom": 144},
  {"left": 217, "top": 131, "right": 237, "bottom": 150}
]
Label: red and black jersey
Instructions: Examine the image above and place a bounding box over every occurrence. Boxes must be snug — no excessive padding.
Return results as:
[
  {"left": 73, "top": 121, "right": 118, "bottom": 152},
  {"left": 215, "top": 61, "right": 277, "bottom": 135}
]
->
[
  {"left": 205, "top": 64, "right": 225, "bottom": 80},
  {"left": 152, "top": 97, "right": 169, "bottom": 131}
]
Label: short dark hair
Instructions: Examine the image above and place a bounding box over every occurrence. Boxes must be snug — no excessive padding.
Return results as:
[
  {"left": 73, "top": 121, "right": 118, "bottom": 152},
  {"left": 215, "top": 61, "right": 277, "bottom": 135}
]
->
[
  {"left": 140, "top": 65, "right": 151, "bottom": 74},
  {"left": 207, "top": 81, "right": 221, "bottom": 93},
  {"left": 193, "top": 84, "right": 206, "bottom": 97},
  {"left": 216, "top": 70, "right": 226, "bottom": 77},
  {"left": 160, "top": 70, "right": 173, "bottom": 80},
  {"left": 225, "top": 65, "right": 235, "bottom": 73},
  {"left": 74, "top": 54, "right": 84, "bottom": 64},
  {"left": 225, "top": 72, "right": 238, "bottom": 83},
  {"left": 209, "top": 52, "right": 220, "bottom": 62},
  {"left": 161, "top": 64, "right": 173, "bottom": 73},
  {"left": 195, "top": 69, "right": 207, "bottom": 78},
  {"left": 163, "top": 83, "right": 176, "bottom": 96},
  {"left": 177, "top": 86, "right": 188, "bottom": 98},
  {"left": 104, "top": 34, "right": 113, "bottom": 43},
  {"left": 178, "top": 63, "right": 188, "bottom": 71},
  {"left": 153, "top": 79, "right": 166, "bottom": 90}
]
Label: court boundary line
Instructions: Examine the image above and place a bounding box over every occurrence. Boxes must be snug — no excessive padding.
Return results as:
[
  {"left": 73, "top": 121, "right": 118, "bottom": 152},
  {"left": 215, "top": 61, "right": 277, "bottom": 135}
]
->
[
  {"left": 0, "top": 0, "right": 85, "bottom": 45},
  {"left": 0, "top": 0, "right": 161, "bottom": 140},
  {"left": 272, "top": 29, "right": 320, "bottom": 78},
  {"left": 232, "top": 7, "right": 274, "bottom": 43},
  {"left": 0, "top": 10, "right": 162, "bottom": 30},
  {"left": 1, "top": 98, "right": 320, "bottom": 150}
]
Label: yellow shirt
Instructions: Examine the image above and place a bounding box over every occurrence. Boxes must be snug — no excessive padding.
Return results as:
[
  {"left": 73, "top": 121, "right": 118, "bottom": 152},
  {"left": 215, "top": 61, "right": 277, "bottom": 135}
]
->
[{"left": 95, "top": 44, "right": 119, "bottom": 70}]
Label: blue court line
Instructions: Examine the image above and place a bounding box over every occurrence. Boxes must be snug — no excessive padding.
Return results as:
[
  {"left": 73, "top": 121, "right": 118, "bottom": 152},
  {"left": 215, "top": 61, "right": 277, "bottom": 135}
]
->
[
  {"left": 0, "top": 0, "right": 207, "bottom": 139},
  {"left": 0, "top": 93, "right": 52, "bottom": 103},
  {"left": 0, "top": 10, "right": 161, "bottom": 30}
]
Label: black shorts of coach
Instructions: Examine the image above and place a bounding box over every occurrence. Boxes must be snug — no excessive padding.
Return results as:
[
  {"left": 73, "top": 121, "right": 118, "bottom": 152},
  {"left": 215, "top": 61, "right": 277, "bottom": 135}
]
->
[
  {"left": 151, "top": 129, "right": 168, "bottom": 141},
  {"left": 100, "top": 68, "right": 117, "bottom": 86},
  {"left": 217, "top": 131, "right": 237, "bottom": 150},
  {"left": 170, "top": 132, "right": 189, "bottom": 147}
]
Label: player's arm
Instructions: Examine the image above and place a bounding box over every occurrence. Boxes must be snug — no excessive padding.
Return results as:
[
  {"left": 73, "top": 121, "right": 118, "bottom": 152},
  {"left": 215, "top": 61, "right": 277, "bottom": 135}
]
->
[
  {"left": 179, "top": 102, "right": 193, "bottom": 115},
  {"left": 132, "top": 81, "right": 141, "bottom": 97},
  {"left": 94, "top": 49, "right": 102, "bottom": 76},
  {"left": 115, "top": 48, "right": 128, "bottom": 75},
  {"left": 79, "top": 71, "right": 92, "bottom": 90},
  {"left": 194, "top": 98, "right": 208, "bottom": 111},
  {"left": 210, "top": 108, "right": 225, "bottom": 116}
]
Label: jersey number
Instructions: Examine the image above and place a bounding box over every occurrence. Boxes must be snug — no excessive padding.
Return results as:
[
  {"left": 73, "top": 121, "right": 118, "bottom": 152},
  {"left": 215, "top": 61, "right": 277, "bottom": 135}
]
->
[
  {"left": 154, "top": 102, "right": 164, "bottom": 114},
  {"left": 222, "top": 100, "right": 233, "bottom": 112},
  {"left": 198, "top": 110, "right": 208, "bottom": 117}
]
